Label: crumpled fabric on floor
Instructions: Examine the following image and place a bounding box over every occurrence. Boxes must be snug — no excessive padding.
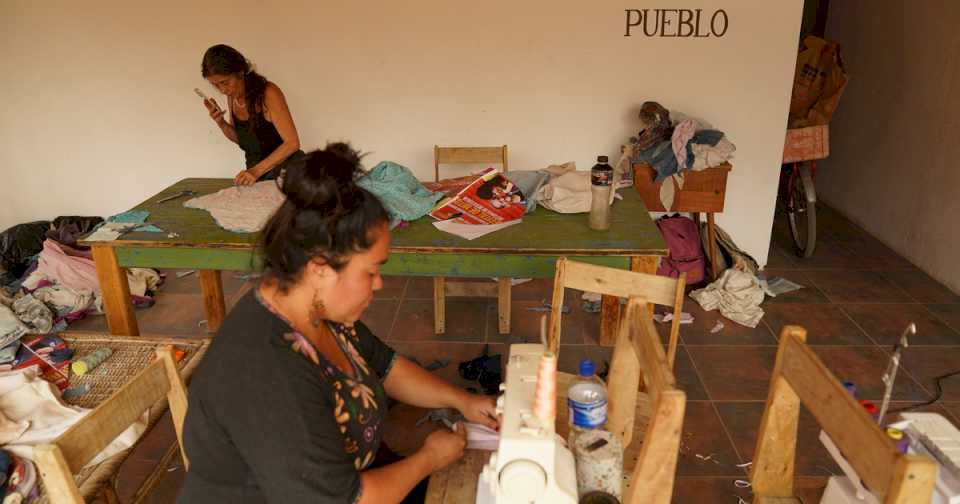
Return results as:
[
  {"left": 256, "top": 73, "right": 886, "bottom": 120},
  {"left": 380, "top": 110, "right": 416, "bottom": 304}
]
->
[
  {"left": 11, "top": 294, "right": 52, "bottom": 334},
  {"left": 690, "top": 269, "right": 765, "bottom": 328},
  {"left": 32, "top": 284, "right": 96, "bottom": 314},
  {"left": 0, "top": 306, "right": 28, "bottom": 349},
  {"left": 21, "top": 240, "right": 158, "bottom": 298},
  {"left": 357, "top": 161, "right": 445, "bottom": 223},
  {"left": 184, "top": 180, "right": 286, "bottom": 233},
  {"left": 0, "top": 366, "right": 145, "bottom": 466}
]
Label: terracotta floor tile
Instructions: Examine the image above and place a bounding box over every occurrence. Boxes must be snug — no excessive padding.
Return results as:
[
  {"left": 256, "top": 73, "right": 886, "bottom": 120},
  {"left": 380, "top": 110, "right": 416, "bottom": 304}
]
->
[
  {"left": 377, "top": 275, "right": 409, "bottom": 300},
  {"left": 486, "top": 300, "right": 583, "bottom": 344},
  {"left": 804, "top": 270, "right": 913, "bottom": 303},
  {"left": 880, "top": 268, "right": 960, "bottom": 304},
  {"left": 714, "top": 401, "right": 840, "bottom": 477},
  {"left": 136, "top": 293, "right": 209, "bottom": 336},
  {"left": 388, "top": 299, "right": 487, "bottom": 342},
  {"left": 685, "top": 346, "right": 777, "bottom": 401},
  {"left": 360, "top": 300, "right": 400, "bottom": 339},
  {"left": 680, "top": 300, "right": 778, "bottom": 346},
  {"left": 841, "top": 303, "right": 960, "bottom": 346},
  {"left": 760, "top": 269, "right": 831, "bottom": 304},
  {"left": 927, "top": 304, "right": 960, "bottom": 333},
  {"left": 812, "top": 346, "right": 929, "bottom": 401},
  {"left": 763, "top": 304, "right": 871, "bottom": 345},
  {"left": 387, "top": 341, "right": 506, "bottom": 388},
  {"left": 674, "top": 347, "right": 710, "bottom": 401},
  {"left": 899, "top": 346, "right": 960, "bottom": 401},
  {"left": 672, "top": 476, "right": 751, "bottom": 503},
  {"left": 674, "top": 401, "right": 744, "bottom": 476}
]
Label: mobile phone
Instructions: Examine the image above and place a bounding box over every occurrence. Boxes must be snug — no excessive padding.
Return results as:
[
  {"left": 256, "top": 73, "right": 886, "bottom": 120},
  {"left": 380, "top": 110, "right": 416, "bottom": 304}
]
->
[{"left": 194, "top": 88, "right": 220, "bottom": 112}]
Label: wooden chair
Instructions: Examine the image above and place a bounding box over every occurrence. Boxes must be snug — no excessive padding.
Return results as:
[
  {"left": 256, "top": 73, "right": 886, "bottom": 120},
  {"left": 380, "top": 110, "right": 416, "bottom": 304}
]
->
[
  {"left": 35, "top": 346, "right": 191, "bottom": 503},
  {"left": 432, "top": 145, "right": 512, "bottom": 335},
  {"left": 549, "top": 258, "right": 687, "bottom": 503},
  {"left": 750, "top": 326, "right": 937, "bottom": 503},
  {"left": 548, "top": 257, "right": 687, "bottom": 369}
]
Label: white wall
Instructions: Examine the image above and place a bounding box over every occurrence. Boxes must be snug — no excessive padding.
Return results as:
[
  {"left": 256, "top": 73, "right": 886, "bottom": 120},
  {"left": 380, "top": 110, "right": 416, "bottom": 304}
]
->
[
  {"left": 818, "top": 1, "right": 960, "bottom": 293},
  {"left": 0, "top": 0, "right": 803, "bottom": 266}
]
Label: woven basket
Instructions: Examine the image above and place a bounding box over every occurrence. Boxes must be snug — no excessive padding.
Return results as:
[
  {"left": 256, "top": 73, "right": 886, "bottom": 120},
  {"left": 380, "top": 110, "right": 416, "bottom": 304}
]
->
[{"left": 29, "top": 333, "right": 210, "bottom": 503}]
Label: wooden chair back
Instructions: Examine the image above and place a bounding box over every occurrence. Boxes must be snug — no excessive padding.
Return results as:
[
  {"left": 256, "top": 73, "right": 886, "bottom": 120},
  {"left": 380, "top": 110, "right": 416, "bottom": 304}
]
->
[
  {"left": 35, "top": 347, "right": 190, "bottom": 503},
  {"left": 434, "top": 145, "right": 508, "bottom": 181},
  {"left": 550, "top": 259, "right": 686, "bottom": 504},
  {"left": 549, "top": 257, "right": 686, "bottom": 368},
  {"left": 432, "top": 144, "right": 512, "bottom": 334},
  {"left": 750, "top": 326, "right": 937, "bottom": 503}
]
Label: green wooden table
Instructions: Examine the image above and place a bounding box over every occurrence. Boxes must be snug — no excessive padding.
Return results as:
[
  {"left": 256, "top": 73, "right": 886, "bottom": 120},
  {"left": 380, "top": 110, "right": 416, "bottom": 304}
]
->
[{"left": 82, "top": 178, "right": 667, "bottom": 343}]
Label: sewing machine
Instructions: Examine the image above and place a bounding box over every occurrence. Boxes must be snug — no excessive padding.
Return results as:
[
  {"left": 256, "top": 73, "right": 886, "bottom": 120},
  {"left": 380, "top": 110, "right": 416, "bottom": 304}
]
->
[
  {"left": 476, "top": 344, "right": 579, "bottom": 504},
  {"left": 820, "top": 413, "right": 960, "bottom": 503}
]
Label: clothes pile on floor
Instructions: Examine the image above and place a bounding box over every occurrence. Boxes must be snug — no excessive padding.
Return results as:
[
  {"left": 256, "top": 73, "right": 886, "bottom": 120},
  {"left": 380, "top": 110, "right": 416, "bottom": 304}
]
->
[
  {"left": 0, "top": 217, "right": 161, "bottom": 343},
  {"left": 628, "top": 101, "right": 737, "bottom": 210}
]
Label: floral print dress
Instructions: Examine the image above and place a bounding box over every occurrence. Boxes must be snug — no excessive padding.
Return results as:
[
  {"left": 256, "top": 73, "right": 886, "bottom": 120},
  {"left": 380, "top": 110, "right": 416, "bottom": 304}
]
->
[{"left": 259, "top": 291, "right": 395, "bottom": 471}]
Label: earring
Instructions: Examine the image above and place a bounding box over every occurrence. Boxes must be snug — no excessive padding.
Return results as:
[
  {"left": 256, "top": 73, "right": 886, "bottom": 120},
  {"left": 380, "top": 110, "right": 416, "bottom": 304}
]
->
[{"left": 310, "top": 290, "right": 325, "bottom": 328}]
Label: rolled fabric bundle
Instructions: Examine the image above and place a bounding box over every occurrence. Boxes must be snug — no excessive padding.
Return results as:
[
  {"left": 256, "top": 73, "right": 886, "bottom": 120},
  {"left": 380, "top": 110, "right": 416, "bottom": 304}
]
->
[{"left": 71, "top": 347, "right": 113, "bottom": 376}]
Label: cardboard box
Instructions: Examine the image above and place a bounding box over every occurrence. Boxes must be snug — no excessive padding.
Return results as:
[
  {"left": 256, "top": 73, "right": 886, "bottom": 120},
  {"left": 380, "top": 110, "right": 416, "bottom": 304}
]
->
[{"left": 783, "top": 124, "right": 829, "bottom": 163}]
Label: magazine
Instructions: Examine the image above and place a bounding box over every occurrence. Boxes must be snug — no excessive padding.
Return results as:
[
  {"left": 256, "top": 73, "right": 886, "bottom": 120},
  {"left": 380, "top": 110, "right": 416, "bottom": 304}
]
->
[{"left": 429, "top": 168, "right": 526, "bottom": 224}]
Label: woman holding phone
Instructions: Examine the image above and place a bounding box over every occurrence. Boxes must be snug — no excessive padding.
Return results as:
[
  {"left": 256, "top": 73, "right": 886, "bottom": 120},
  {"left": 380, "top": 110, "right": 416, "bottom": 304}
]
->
[{"left": 199, "top": 44, "right": 304, "bottom": 185}]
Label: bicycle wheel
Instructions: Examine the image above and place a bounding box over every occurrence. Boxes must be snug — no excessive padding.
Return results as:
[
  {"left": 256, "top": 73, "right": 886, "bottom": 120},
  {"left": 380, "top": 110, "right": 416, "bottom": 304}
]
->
[{"left": 787, "top": 163, "right": 817, "bottom": 257}]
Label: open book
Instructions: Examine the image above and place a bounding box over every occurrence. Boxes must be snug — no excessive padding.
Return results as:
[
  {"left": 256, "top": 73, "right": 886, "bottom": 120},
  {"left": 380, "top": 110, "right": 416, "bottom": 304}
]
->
[{"left": 429, "top": 168, "right": 525, "bottom": 224}]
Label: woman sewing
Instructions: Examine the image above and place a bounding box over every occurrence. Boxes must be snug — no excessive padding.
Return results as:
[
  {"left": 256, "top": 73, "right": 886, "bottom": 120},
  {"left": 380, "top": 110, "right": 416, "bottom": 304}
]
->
[
  {"left": 179, "top": 143, "right": 498, "bottom": 503},
  {"left": 200, "top": 44, "right": 304, "bottom": 185}
]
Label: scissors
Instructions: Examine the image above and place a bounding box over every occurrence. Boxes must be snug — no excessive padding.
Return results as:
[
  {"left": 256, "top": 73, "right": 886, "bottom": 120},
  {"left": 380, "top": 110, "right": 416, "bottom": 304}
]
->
[{"left": 157, "top": 190, "right": 196, "bottom": 204}]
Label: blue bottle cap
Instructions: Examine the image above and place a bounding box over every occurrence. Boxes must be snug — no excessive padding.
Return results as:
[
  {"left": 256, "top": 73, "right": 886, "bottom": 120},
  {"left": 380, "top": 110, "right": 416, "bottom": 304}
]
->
[{"left": 579, "top": 359, "right": 595, "bottom": 377}]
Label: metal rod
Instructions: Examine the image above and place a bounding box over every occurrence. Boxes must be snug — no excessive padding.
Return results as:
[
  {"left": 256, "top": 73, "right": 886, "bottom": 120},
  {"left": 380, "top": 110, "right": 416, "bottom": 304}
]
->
[{"left": 878, "top": 322, "right": 916, "bottom": 425}]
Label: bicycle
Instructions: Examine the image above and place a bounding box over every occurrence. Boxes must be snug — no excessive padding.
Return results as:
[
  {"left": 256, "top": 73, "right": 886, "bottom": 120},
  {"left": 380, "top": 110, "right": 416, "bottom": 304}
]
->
[{"left": 780, "top": 160, "right": 817, "bottom": 257}]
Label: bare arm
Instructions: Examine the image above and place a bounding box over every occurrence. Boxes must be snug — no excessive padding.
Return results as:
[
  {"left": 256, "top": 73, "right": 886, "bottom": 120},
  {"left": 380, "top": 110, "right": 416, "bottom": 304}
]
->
[
  {"left": 247, "top": 82, "right": 301, "bottom": 179},
  {"left": 205, "top": 98, "right": 238, "bottom": 144},
  {"left": 384, "top": 357, "right": 498, "bottom": 429}
]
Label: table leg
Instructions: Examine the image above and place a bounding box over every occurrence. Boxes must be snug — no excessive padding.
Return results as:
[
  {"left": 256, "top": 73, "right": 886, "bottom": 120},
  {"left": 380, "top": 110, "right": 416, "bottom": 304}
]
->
[
  {"left": 199, "top": 270, "right": 226, "bottom": 334},
  {"left": 599, "top": 256, "right": 659, "bottom": 346},
  {"left": 707, "top": 213, "right": 719, "bottom": 280},
  {"left": 433, "top": 277, "right": 446, "bottom": 334},
  {"left": 91, "top": 245, "right": 139, "bottom": 336},
  {"left": 497, "top": 278, "right": 511, "bottom": 334}
]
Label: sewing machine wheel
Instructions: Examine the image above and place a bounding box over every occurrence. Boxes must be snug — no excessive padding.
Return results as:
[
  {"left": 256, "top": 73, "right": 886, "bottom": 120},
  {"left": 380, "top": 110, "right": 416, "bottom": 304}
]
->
[{"left": 499, "top": 460, "right": 546, "bottom": 502}]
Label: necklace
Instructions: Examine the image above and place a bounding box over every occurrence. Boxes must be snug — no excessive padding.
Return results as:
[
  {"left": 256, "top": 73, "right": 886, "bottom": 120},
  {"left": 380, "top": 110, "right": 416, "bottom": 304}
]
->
[{"left": 233, "top": 96, "right": 247, "bottom": 109}]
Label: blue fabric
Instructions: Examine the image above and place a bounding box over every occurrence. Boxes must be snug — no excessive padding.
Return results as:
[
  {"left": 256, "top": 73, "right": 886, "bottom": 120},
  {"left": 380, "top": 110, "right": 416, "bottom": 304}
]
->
[
  {"left": 636, "top": 141, "right": 680, "bottom": 182},
  {"left": 107, "top": 211, "right": 149, "bottom": 224},
  {"left": 357, "top": 161, "right": 445, "bottom": 222},
  {"left": 684, "top": 129, "right": 724, "bottom": 168},
  {"left": 505, "top": 170, "right": 551, "bottom": 213},
  {"left": 103, "top": 211, "right": 163, "bottom": 232}
]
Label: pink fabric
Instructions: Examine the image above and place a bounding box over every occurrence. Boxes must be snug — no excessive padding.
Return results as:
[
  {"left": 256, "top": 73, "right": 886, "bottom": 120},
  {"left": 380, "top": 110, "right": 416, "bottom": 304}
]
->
[
  {"left": 672, "top": 119, "right": 696, "bottom": 170},
  {"left": 22, "top": 240, "right": 100, "bottom": 294}
]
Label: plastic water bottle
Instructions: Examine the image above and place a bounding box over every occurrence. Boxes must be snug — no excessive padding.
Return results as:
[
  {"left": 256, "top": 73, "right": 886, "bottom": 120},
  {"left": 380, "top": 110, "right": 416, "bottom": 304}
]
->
[
  {"left": 589, "top": 156, "right": 613, "bottom": 230},
  {"left": 568, "top": 359, "right": 608, "bottom": 443}
]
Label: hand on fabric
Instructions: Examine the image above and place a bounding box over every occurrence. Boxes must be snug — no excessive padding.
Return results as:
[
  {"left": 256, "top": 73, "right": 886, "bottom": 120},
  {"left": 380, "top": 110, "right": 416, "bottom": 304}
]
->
[
  {"left": 420, "top": 422, "right": 467, "bottom": 473},
  {"left": 204, "top": 98, "right": 225, "bottom": 125},
  {"left": 458, "top": 393, "right": 499, "bottom": 430},
  {"left": 234, "top": 169, "right": 258, "bottom": 186}
]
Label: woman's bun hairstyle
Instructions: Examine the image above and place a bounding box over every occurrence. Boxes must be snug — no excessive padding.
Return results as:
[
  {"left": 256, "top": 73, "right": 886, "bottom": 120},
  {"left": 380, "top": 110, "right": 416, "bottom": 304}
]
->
[{"left": 258, "top": 142, "right": 388, "bottom": 290}]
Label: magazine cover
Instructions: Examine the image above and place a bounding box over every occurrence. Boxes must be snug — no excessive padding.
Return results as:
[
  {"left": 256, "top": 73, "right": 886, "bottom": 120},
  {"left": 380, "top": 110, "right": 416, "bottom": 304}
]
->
[{"left": 429, "top": 168, "right": 526, "bottom": 224}]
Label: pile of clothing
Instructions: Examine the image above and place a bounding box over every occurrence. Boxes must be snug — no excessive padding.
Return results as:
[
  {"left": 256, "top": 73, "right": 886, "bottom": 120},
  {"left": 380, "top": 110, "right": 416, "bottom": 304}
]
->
[
  {"left": 629, "top": 101, "right": 737, "bottom": 210},
  {"left": 0, "top": 217, "right": 161, "bottom": 344}
]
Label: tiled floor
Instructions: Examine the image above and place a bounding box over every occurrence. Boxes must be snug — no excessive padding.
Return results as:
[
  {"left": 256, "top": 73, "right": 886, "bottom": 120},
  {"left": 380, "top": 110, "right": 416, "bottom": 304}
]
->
[{"left": 68, "top": 203, "right": 960, "bottom": 503}]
